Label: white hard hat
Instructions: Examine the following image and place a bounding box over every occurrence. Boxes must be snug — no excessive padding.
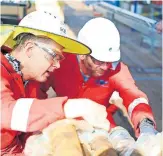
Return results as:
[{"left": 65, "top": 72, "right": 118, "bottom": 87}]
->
[
  {"left": 1, "top": 11, "right": 91, "bottom": 55},
  {"left": 78, "top": 18, "right": 120, "bottom": 62},
  {"left": 18, "top": 10, "right": 66, "bottom": 36}
]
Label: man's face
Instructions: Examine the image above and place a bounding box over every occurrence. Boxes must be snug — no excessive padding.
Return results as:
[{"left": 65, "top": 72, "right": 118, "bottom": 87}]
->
[
  {"left": 24, "top": 40, "right": 64, "bottom": 82},
  {"left": 81, "top": 55, "right": 111, "bottom": 77}
]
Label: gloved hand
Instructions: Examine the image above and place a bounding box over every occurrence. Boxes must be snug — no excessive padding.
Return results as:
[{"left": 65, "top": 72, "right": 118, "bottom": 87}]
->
[
  {"left": 130, "top": 119, "right": 162, "bottom": 156},
  {"left": 64, "top": 98, "right": 110, "bottom": 131},
  {"left": 139, "top": 118, "right": 158, "bottom": 135}
]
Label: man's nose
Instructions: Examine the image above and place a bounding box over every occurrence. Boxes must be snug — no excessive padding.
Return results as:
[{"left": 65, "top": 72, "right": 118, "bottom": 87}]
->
[
  {"left": 53, "top": 61, "right": 60, "bottom": 69},
  {"left": 49, "top": 61, "right": 60, "bottom": 72}
]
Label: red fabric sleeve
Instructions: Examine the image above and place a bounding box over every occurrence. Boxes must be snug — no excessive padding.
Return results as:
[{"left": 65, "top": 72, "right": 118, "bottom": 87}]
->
[
  {"left": 27, "top": 97, "right": 68, "bottom": 132},
  {"left": 131, "top": 104, "right": 156, "bottom": 137},
  {"left": 110, "top": 63, "right": 156, "bottom": 135}
]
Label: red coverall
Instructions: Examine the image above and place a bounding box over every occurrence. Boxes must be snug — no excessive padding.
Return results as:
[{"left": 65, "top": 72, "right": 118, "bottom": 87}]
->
[
  {"left": 0, "top": 52, "right": 68, "bottom": 155},
  {"left": 40, "top": 54, "right": 156, "bottom": 137}
]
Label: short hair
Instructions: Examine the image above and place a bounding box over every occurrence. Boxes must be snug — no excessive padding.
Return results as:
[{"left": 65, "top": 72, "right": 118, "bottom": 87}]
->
[{"left": 13, "top": 33, "right": 54, "bottom": 49}]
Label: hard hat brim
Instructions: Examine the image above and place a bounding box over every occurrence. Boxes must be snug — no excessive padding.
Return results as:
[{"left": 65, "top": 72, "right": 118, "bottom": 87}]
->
[
  {"left": 90, "top": 49, "right": 120, "bottom": 62},
  {"left": 0, "top": 24, "right": 92, "bottom": 55}
]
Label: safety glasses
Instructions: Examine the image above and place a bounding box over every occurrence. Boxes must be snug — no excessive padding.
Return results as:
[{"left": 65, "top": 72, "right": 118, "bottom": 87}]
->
[
  {"left": 34, "top": 42, "right": 65, "bottom": 62},
  {"left": 89, "top": 55, "right": 112, "bottom": 67}
]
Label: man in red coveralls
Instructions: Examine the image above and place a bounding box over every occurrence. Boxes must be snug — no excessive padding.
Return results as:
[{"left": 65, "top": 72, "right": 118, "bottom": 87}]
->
[
  {"left": 0, "top": 12, "right": 111, "bottom": 155},
  {"left": 41, "top": 17, "right": 159, "bottom": 139}
]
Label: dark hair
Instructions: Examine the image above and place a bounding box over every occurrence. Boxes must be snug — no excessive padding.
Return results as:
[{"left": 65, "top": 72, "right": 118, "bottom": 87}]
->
[{"left": 13, "top": 33, "right": 54, "bottom": 49}]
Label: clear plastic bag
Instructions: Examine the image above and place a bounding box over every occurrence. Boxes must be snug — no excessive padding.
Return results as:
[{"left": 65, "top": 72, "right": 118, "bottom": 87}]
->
[{"left": 108, "top": 126, "right": 136, "bottom": 156}]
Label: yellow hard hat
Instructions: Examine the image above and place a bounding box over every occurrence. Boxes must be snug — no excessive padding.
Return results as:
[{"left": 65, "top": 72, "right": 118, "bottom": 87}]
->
[{"left": 0, "top": 11, "right": 91, "bottom": 55}]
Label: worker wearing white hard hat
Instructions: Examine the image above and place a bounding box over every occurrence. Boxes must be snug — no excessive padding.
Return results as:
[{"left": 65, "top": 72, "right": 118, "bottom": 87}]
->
[
  {"left": 78, "top": 17, "right": 120, "bottom": 63},
  {"left": 0, "top": 11, "right": 111, "bottom": 155},
  {"left": 38, "top": 17, "right": 160, "bottom": 155}
]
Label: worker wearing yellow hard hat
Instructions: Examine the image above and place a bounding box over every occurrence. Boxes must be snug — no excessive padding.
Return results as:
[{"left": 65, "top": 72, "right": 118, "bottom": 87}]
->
[
  {"left": 1, "top": 11, "right": 112, "bottom": 155},
  {"left": 1, "top": 10, "right": 91, "bottom": 55}
]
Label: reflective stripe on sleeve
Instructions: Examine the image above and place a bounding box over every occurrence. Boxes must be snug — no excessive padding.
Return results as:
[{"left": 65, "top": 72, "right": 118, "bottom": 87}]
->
[
  {"left": 128, "top": 98, "right": 149, "bottom": 118},
  {"left": 11, "top": 98, "right": 34, "bottom": 132}
]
